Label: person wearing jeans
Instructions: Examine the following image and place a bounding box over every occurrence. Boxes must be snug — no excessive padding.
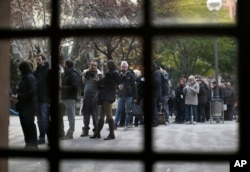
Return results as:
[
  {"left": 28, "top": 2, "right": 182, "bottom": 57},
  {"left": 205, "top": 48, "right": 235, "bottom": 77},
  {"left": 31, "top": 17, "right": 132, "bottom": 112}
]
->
[
  {"left": 114, "top": 61, "right": 137, "bottom": 131},
  {"left": 33, "top": 54, "right": 51, "bottom": 145},
  {"left": 183, "top": 75, "right": 200, "bottom": 125}
]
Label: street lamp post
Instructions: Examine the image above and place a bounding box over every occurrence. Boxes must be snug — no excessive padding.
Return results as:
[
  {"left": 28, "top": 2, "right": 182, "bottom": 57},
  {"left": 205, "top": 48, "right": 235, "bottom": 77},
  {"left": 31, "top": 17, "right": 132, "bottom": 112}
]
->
[{"left": 207, "top": 0, "right": 222, "bottom": 100}]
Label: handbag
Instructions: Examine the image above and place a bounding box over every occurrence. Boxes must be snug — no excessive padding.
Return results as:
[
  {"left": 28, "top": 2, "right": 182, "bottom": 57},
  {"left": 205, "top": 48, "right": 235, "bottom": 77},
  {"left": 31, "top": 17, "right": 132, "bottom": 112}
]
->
[{"left": 129, "top": 103, "right": 142, "bottom": 117}]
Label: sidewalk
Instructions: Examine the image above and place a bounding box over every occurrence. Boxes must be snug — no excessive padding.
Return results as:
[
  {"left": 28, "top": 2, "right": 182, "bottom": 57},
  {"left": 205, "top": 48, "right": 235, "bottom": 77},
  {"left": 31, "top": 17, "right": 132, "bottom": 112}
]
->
[{"left": 8, "top": 115, "right": 238, "bottom": 172}]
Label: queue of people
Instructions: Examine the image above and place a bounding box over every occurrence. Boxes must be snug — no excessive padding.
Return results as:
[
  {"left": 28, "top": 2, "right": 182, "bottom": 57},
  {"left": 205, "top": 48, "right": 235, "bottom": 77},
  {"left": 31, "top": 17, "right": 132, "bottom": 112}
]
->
[{"left": 10, "top": 56, "right": 237, "bottom": 149}]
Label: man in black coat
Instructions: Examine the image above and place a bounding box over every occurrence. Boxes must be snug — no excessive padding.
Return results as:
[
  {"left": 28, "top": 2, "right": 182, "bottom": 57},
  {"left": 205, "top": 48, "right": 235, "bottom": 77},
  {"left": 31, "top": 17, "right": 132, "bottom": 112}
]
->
[{"left": 33, "top": 54, "right": 51, "bottom": 145}]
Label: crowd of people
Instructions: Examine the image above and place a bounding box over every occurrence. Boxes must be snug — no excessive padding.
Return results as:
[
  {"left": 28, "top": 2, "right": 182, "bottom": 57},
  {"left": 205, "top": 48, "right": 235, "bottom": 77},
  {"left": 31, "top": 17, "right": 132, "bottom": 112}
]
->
[{"left": 9, "top": 56, "right": 237, "bottom": 149}]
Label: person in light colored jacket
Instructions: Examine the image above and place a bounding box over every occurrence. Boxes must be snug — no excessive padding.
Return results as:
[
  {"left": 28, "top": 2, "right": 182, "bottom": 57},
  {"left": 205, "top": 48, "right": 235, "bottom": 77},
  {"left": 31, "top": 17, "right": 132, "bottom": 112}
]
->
[{"left": 183, "top": 75, "right": 200, "bottom": 124}]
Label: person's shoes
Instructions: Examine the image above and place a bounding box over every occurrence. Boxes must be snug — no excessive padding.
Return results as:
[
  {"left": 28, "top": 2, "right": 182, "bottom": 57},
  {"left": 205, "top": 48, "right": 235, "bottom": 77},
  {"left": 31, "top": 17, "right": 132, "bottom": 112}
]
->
[
  {"left": 89, "top": 133, "right": 101, "bottom": 139},
  {"left": 24, "top": 145, "right": 38, "bottom": 150},
  {"left": 152, "top": 124, "right": 158, "bottom": 127},
  {"left": 104, "top": 134, "right": 115, "bottom": 140},
  {"left": 193, "top": 121, "right": 197, "bottom": 125},
  {"left": 118, "top": 123, "right": 124, "bottom": 127},
  {"left": 124, "top": 126, "right": 128, "bottom": 131},
  {"left": 37, "top": 139, "right": 45, "bottom": 145},
  {"left": 80, "top": 130, "right": 89, "bottom": 137},
  {"left": 114, "top": 124, "right": 118, "bottom": 130},
  {"left": 61, "top": 135, "right": 73, "bottom": 140},
  {"left": 128, "top": 123, "right": 133, "bottom": 128}
]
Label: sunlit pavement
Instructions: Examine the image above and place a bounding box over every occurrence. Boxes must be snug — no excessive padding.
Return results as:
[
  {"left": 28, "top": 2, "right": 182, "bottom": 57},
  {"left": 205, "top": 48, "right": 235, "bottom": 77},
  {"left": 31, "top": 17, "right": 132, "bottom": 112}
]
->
[{"left": 8, "top": 115, "right": 238, "bottom": 172}]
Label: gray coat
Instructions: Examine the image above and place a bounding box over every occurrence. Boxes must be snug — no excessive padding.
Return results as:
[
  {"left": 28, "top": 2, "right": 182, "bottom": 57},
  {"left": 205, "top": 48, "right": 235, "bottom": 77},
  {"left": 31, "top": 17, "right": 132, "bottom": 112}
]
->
[{"left": 183, "top": 82, "right": 200, "bottom": 105}]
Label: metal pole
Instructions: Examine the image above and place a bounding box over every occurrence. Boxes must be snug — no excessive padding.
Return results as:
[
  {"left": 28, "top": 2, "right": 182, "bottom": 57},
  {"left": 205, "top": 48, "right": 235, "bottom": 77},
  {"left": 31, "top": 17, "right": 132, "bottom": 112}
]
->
[{"left": 213, "top": 11, "right": 220, "bottom": 100}]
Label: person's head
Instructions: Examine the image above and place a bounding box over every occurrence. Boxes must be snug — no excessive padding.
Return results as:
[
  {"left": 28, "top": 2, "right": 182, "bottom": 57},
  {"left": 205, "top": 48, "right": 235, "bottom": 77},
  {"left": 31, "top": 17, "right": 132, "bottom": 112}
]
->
[
  {"left": 35, "top": 54, "right": 46, "bottom": 67},
  {"left": 220, "top": 82, "right": 225, "bottom": 88},
  {"left": 133, "top": 69, "right": 141, "bottom": 78},
  {"left": 226, "top": 82, "right": 231, "bottom": 88},
  {"left": 188, "top": 75, "right": 195, "bottom": 84},
  {"left": 212, "top": 81, "right": 216, "bottom": 87},
  {"left": 18, "top": 61, "right": 33, "bottom": 75},
  {"left": 89, "top": 60, "right": 98, "bottom": 71},
  {"left": 178, "top": 78, "right": 185, "bottom": 86},
  {"left": 64, "top": 59, "right": 74, "bottom": 71},
  {"left": 120, "top": 61, "right": 129, "bottom": 73},
  {"left": 106, "top": 60, "right": 116, "bottom": 71}
]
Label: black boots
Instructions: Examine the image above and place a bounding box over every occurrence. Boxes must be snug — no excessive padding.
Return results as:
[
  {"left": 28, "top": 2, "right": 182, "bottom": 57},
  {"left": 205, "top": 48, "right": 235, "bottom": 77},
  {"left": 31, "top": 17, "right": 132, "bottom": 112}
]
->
[
  {"left": 104, "top": 134, "right": 115, "bottom": 140},
  {"left": 89, "top": 119, "right": 104, "bottom": 139},
  {"left": 80, "top": 130, "right": 89, "bottom": 137},
  {"left": 89, "top": 133, "right": 101, "bottom": 139},
  {"left": 104, "top": 119, "right": 115, "bottom": 140}
]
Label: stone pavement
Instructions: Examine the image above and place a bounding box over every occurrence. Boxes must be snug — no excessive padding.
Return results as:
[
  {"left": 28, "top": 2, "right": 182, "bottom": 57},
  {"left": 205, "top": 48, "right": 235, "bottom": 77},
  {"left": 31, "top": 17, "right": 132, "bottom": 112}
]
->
[{"left": 8, "top": 115, "right": 238, "bottom": 172}]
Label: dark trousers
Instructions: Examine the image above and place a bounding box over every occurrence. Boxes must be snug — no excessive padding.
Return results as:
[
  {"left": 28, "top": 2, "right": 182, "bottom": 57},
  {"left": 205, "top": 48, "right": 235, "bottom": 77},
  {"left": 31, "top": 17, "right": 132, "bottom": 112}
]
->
[
  {"left": 19, "top": 108, "right": 38, "bottom": 147},
  {"left": 198, "top": 103, "right": 206, "bottom": 122},
  {"left": 37, "top": 102, "right": 50, "bottom": 140}
]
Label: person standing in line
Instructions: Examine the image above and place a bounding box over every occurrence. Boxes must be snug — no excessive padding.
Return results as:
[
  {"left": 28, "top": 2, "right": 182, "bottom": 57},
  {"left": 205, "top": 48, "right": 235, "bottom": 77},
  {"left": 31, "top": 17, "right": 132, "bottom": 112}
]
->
[
  {"left": 159, "top": 65, "right": 170, "bottom": 124},
  {"left": 151, "top": 63, "right": 162, "bottom": 127},
  {"left": 114, "top": 61, "right": 137, "bottom": 131},
  {"left": 174, "top": 77, "right": 186, "bottom": 124},
  {"left": 33, "top": 54, "right": 51, "bottom": 145},
  {"left": 224, "top": 82, "right": 236, "bottom": 121},
  {"left": 183, "top": 75, "right": 200, "bottom": 125},
  {"left": 197, "top": 78, "right": 209, "bottom": 122},
  {"left": 11, "top": 61, "right": 38, "bottom": 149},
  {"left": 60, "top": 60, "right": 81, "bottom": 140},
  {"left": 90, "top": 60, "right": 120, "bottom": 140},
  {"left": 133, "top": 69, "right": 145, "bottom": 127},
  {"left": 80, "top": 60, "right": 103, "bottom": 137}
]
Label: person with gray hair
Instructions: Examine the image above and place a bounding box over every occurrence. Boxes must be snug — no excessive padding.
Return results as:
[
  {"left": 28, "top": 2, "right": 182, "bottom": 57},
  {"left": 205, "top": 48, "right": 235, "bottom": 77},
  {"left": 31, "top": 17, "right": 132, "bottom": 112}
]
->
[
  {"left": 183, "top": 75, "right": 200, "bottom": 125},
  {"left": 114, "top": 61, "right": 137, "bottom": 131}
]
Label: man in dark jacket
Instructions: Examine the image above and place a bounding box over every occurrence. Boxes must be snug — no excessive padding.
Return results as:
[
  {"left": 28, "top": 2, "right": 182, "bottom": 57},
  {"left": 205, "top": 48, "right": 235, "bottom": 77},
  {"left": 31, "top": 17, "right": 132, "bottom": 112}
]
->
[
  {"left": 224, "top": 82, "right": 236, "bottom": 120},
  {"left": 197, "top": 79, "right": 209, "bottom": 122},
  {"left": 60, "top": 60, "right": 81, "bottom": 140},
  {"left": 151, "top": 63, "right": 162, "bottom": 127},
  {"left": 33, "top": 54, "right": 51, "bottom": 145},
  {"left": 114, "top": 61, "right": 137, "bottom": 131}
]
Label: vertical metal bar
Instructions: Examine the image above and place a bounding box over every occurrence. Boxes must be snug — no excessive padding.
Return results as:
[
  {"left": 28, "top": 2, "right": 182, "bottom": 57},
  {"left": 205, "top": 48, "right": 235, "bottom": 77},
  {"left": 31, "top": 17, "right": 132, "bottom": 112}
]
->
[
  {"left": 0, "top": 0, "right": 10, "bottom": 171},
  {"left": 49, "top": 0, "right": 60, "bottom": 172}
]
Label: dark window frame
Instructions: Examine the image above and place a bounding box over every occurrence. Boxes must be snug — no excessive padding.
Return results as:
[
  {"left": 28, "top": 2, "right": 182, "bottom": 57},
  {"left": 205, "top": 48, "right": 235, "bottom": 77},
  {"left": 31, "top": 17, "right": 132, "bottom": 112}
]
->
[{"left": 1, "top": 1, "right": 250, "bottom": 172}]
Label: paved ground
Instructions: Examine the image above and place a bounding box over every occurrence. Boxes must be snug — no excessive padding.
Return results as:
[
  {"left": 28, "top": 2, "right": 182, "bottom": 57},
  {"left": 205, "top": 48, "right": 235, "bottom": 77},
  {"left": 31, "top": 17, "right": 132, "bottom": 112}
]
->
[{"left": 7, "top": 115, "right": 238, "bottom": 172}]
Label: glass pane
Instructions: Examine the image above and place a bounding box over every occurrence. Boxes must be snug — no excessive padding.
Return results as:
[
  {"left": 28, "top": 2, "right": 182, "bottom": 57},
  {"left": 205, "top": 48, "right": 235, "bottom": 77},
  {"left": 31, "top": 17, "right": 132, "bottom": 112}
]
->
[
  {"left": 154, "top": 161, "right": 229, "bottom": 172},
  {"left": 61, "top": 160, "right": 143, "bottom": 172},
  {"left": 9, "top": 158, "right": 49, "bottom": 172},
  {"left": 59, "top": 36, "right": 144, "bottom": 151},
  {"left": 60, "top": 0, "right": 143, "bottom": 28},
  {"left": 151, "top": 0, "right": 237, "bottom": 25},
  {"left": 9, "top": 38, "right": 51, "bottom": 150},
  {"left": 10, "top": 0, "right": 51, "bottom": 29},
  {"left": 151, "top": 36, "right": 239, "bottom": 153}
]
